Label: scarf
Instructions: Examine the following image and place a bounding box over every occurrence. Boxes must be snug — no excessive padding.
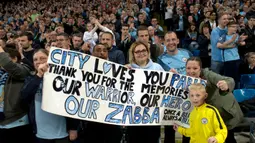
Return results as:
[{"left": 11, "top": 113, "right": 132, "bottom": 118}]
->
[{"left": 0, "top": 69, "right": 9, "bottom": 120}]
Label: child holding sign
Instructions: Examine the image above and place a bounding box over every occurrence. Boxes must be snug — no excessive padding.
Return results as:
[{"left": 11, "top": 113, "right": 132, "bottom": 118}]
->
[{"left": 173, "top": 83, "right": 227, "bottom": 143}]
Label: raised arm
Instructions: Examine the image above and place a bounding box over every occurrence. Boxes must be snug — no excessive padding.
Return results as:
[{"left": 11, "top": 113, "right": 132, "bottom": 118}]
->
[
  {"left": 202, "top": 69, "right": 235, "bottom": 92},
  {"left": 94, "top": 20, "right": 116, "bottom": 44},
  {"left": 0, "top": 46, "right": 31, "bottom": 79},
  {"left": 216, "top": 34, "right": 237, "bottom": 49},
  {"left": 20, "top": 75, "right": 42, "bottom": 105}
]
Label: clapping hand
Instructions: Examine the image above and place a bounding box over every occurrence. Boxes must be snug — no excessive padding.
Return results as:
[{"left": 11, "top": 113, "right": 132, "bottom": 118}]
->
[
  {"left": 231, "top": 34, "right": 238, "bottom": 42},
  {"left": 37, "top": 63, "right": 49, "bottom": 78},
  {"left": 239, "top": 33, "right": 248, "bottom": 42},
  {"left": 81, "top": 42, "right": 90, "bottom": 52}
]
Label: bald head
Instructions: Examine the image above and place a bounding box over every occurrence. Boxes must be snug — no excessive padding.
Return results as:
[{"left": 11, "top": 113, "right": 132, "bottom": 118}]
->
[{"left": 148, "top": 26, "right": 155, "bottom": 37}]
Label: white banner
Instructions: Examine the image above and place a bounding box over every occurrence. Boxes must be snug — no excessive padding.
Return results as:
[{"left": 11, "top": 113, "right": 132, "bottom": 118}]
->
[{"left": 42, "top": 47, "right": 206, "bottom": 128}]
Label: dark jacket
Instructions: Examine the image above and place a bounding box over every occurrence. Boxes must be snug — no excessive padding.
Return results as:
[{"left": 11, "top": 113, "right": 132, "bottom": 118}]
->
[
  {"left": 150, "top": 43, "right": 161, "bottom": 63},
  {"left": 135, "top": 20, "right": 150, "bottom": 28},
  {"left": 239, "top": 60, "right": 255, "bottom": 74},
  {"left": 118, "top": 35, "right": 136, "bottom": 64},
  {"left": 0, "top": 52, "right": 32, "bottom": 125},
  {"left": 113, "top": 20, "right": 122, "bottom": 34},
  {"left": 240, "top": 25, "right": 255, "bottom": 54},
  {"left": 173, "top": 14, "right": 188, "bottom": 31},
  {"left": 20, "top": 75, "right": 79, "bottom": 134},
  {"left": 108, "top": 46, "right": 126, "bottom": 65},
  {"left": 198, "top": 34, "right": 210, "bottom": 57},
  {"left": 202, "top": 68, "right": 244, "bottom": 130}
]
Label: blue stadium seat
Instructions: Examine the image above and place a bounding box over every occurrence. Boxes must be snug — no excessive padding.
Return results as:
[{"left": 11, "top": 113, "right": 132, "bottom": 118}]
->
[
  {"left": 240, "top": 74, "right": 255, "bottom": 89},
  {"left": 192, "top": 50, "right": 200, "bottom": 56},
  {"left": 233, "top": 89, "right": 255, "bottom": 103}
]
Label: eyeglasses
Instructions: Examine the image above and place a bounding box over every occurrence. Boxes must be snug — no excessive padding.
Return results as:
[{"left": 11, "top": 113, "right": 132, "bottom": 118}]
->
[{"left": 134, "top": 49, "right": 147, "bottom": 55}]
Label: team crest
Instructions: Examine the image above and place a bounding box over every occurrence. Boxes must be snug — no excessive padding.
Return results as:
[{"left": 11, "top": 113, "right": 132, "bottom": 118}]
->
[
  {"left": 201, "top": 118, "right": 208, "bottom": 124},
  {"left": 182, "top": 58, "right": 187, "bottom": 62}
]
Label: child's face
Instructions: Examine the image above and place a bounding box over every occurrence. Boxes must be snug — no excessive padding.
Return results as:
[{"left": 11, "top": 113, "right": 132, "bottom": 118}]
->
[
  {"left": 228, "top": 24, "right": 238, "bottom": 33},
  {"left": 189, "top": 90, "right": 207, "bottom": 107}
]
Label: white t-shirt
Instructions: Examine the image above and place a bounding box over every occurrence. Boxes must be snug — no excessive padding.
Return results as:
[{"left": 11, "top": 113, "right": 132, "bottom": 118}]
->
[{"left": 165, "top": 6, "right": 173, "bottom": 19}]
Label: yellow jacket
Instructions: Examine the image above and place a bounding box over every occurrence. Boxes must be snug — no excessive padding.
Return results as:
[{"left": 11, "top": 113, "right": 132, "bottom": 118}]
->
[{"left": 178, "top": 103, "right": 228, "bottom": 143}]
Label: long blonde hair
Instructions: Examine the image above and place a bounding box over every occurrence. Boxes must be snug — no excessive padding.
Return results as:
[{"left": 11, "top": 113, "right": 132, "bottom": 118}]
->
[{"left": 128, "top": 41, "right": 150, "bottom": 64}]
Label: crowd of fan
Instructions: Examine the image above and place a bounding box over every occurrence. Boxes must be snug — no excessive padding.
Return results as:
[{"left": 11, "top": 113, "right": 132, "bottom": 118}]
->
[{"left": 0, "top": 0, "right": 254, "bottom": 143}]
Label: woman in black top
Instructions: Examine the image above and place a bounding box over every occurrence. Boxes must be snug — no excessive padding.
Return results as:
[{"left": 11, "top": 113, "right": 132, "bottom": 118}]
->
[{"left": 197, "top": 24, "right": 211, "bottom": 68}]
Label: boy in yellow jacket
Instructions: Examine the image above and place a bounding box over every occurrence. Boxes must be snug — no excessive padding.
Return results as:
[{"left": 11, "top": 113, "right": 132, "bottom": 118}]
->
[{"left": 173, "top": 83, "right": 228, "bottom": 143}]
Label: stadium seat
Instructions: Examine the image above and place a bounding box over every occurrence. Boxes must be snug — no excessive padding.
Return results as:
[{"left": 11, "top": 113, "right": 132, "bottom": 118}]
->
[
  {"left": 192, "top": 49, "right": 200, "bottom": 56},
  {"left": 233, "top": 89, "right": 255, "bottom": 103},
  {"left": 240, "top": 74, "right": 255, "bottom": 89}
]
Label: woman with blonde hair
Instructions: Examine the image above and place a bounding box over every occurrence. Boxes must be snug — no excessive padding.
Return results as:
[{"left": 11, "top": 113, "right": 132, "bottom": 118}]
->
[
  {"left": 128, "top": 41, "right": 163, "bottom": 70},
  {"left": 126, "top": 41, "right": 163, "bottom": 143}
]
